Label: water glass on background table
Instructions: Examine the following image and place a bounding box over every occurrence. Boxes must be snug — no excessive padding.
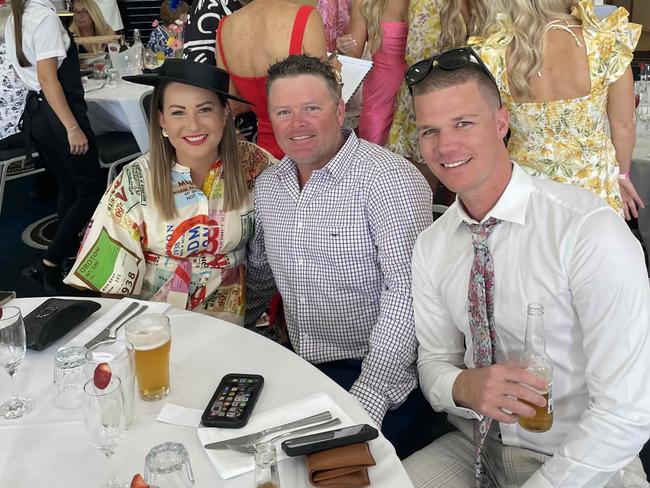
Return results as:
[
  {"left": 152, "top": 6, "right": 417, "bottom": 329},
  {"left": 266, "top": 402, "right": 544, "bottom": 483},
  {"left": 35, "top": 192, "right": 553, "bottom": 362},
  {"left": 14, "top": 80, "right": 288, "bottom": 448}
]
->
[
  {"left": 106, "top": 68, "right": 118, "bottom": 88},
  {"left": 85, "top": 340, "right": 136, "bottom": 428},
  {"left": 125, "top": 314, "right": 171, "bottom": 401},
  {"left": 0, "top": 307, "right": 33, "bottom": 419},
  {"left": 143, "top": 48, "right": 158, "bottom": 70},
  {"left": 83, "top": 376, "right": 126, "bottom": 488},
  {"left": 93, "top": 60, "right": 106, "bottom": 82}
]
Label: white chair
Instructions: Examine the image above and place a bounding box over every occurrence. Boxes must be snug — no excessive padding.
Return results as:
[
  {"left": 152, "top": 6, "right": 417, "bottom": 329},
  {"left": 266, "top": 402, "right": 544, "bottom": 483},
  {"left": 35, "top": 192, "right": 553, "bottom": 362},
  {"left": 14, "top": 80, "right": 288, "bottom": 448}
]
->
[{"left": 0, "top": 148, "right": 43, "bottom": 216}]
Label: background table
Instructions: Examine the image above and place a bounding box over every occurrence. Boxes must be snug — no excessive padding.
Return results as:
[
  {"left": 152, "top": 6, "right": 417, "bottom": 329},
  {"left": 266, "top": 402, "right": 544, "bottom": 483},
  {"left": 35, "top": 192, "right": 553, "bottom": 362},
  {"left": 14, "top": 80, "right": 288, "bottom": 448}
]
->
[
  {"left": 0, "top": 298, "right": 414, "bottom": 488},
  {"left": 86, "top": 82, "right": 153, "bottom": 153}
]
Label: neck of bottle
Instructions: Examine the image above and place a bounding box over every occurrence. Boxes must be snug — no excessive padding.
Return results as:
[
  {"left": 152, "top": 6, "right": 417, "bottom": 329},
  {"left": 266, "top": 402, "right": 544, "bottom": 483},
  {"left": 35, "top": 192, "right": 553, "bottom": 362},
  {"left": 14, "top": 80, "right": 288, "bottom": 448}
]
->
[{"left": 524, "top": 304, "right": 546, "bottom": 356}]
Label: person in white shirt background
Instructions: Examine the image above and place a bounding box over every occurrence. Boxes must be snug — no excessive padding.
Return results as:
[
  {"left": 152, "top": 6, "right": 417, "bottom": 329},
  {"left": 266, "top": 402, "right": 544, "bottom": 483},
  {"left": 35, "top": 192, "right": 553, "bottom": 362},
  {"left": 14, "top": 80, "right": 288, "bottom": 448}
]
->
[
  {"left": 6, "top": 0, "right": 104, "bottom": 292},
  {"left": 402, "top": 47, "right": 650, "bottom": 488}
]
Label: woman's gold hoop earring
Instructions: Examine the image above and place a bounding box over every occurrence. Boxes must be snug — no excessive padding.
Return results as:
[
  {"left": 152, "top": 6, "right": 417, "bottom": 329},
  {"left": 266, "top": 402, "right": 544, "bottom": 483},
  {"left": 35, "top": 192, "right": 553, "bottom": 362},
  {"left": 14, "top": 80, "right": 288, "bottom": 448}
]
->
[{"left": 162, "top": 129, "right": 169, "bottom": 138}]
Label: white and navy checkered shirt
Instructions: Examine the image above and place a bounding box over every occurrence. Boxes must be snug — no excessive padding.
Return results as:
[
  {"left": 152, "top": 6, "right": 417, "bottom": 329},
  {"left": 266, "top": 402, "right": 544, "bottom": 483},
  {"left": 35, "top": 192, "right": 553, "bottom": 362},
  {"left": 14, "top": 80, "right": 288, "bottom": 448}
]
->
[{"left": 246, "top": 130, "right": 433, "bottom": 424}]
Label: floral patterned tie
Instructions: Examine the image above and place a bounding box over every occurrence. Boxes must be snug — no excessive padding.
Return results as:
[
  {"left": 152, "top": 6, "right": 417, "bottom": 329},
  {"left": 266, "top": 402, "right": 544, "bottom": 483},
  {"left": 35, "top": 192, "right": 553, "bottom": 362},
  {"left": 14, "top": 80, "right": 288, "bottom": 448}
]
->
[{"left": 466, "top": 217, "right": 501, "bottom": 488}]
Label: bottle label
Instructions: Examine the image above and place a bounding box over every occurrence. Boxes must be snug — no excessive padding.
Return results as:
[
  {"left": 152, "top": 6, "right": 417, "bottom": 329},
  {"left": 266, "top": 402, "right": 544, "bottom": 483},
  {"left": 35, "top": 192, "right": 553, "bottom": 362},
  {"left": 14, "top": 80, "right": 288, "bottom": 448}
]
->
[{"left": 547, "top": 382, "right": 553, "bottom": 414}]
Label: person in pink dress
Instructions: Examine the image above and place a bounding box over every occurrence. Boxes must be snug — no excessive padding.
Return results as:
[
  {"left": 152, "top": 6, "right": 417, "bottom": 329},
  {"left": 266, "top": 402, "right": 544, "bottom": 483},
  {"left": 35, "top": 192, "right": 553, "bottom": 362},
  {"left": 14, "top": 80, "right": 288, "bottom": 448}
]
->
[{"left": 337, "top": 0, "right": 408, "bottom": 145}]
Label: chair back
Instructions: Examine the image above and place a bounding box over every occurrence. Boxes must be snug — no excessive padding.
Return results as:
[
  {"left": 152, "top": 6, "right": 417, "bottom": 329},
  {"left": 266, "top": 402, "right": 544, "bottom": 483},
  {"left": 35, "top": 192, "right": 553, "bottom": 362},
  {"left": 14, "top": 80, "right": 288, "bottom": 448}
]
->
[
  {"left": 73, "top": 34, "right": 124, "bottom": 46},
  {"left": 142, "top": 93, "right": 153, "bottom": 125}
]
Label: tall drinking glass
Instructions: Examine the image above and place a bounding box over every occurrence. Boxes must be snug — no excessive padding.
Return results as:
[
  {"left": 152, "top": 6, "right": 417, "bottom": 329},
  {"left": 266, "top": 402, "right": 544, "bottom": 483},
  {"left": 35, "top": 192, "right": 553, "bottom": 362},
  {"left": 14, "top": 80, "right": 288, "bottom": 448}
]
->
[
  {"left": 83, "top": 376, "right": 126, "bottom": 488},
  {"left": 125, "top": 314, "right": 171, "bottom": 401},
  {"left": 85, "top": 340, "right": 136, "bottom": 428},
  {"left": 0, "top": 307, "right": 33, "bottom": 419}
]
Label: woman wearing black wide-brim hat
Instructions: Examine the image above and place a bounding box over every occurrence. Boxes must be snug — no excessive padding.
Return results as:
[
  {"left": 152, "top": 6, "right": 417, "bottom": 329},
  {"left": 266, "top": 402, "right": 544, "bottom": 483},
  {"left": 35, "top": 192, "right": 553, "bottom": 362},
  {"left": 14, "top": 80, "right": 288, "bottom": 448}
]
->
[{"left": 64, "top": 58, "right": 277, "bottom": 324}]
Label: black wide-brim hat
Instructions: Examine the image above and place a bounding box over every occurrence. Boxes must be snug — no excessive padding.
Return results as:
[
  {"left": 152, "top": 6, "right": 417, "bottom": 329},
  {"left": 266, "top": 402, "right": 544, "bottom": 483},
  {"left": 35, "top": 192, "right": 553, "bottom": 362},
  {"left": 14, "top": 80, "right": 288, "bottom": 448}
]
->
[{"left": 123, "top": 58, "right": 253, "bottom": 105}]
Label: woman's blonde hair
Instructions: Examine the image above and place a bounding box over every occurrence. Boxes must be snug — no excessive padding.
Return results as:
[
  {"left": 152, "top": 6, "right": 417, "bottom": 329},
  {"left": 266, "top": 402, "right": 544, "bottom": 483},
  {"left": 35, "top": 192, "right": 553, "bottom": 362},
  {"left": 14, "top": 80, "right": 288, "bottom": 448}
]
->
[
  {"left": 504, "top": 0, "right": 578, "bottom": 97},
  {"left": 360, "top": 0, "right": 388, "bottom": 56},
  {"left": 149, "top": 81, "right": 246, "bottom": 220},
  {"left": 69, "top": 0, "right": 113, "bottom": 37},
  {"left": 438, "top": 0, "right": 492, "bottom": 52}
]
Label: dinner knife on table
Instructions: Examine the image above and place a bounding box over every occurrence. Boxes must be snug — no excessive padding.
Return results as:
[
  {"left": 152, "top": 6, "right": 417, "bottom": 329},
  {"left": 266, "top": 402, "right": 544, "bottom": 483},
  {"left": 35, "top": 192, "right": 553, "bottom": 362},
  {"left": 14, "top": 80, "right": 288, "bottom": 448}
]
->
[
  {"left": 83, "top": 301, "right": 140, "bottom": 349},
  {"left": 204, "top": 411, "right": 333, "bottom": 450}
]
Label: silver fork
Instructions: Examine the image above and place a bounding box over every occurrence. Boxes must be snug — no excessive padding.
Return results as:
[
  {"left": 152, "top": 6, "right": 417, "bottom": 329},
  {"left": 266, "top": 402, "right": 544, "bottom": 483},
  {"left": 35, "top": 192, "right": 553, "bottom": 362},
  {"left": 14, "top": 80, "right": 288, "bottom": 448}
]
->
[
  {"left": 107, "top": 303, "right": 149, "bottom": 339},
  {"left": 227, "top": 417, "right": 342, "bottom": 454}
]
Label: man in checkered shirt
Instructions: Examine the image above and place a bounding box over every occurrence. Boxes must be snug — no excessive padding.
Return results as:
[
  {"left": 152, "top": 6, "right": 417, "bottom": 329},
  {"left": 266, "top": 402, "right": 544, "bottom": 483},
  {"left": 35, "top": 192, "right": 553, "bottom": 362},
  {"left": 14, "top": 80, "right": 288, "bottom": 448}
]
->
[{"left": 245, "top": 54, "right": 451, "bottom": 459}]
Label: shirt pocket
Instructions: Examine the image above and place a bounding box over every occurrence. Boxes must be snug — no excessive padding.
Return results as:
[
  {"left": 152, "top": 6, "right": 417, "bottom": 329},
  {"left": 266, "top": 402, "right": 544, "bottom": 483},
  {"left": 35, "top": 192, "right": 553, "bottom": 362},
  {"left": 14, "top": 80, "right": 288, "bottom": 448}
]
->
[{"left": 307, "top": 225, "right": 376, "bottom": 289}]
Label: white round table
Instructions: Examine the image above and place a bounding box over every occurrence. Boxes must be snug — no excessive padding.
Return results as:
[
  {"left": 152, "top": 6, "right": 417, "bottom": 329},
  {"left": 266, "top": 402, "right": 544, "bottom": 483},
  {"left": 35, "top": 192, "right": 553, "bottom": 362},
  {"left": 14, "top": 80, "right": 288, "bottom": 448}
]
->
[{"left": 0, "top": 297, "right": 414, "bottom": 487}]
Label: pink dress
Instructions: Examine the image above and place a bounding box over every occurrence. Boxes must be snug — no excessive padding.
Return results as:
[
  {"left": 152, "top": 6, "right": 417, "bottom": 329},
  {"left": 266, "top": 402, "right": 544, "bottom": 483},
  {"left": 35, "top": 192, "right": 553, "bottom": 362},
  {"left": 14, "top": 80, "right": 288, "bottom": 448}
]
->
[
  {"left": 318, "top": 0, "right": 351, "bottom": 52},
  {"left": 358, "top": 21, "right": 407, "bottom": 146}
]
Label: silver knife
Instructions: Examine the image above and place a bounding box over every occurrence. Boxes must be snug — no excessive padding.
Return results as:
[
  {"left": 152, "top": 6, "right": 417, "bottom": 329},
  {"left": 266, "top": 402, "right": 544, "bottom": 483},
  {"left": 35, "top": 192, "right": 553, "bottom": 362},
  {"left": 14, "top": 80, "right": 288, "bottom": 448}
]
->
[
  {"left": 107, "top": 304, "right": 149, "bottom": 341},
  {"left": 83, "top": 301, "right": 140, "bottom": 349},
  {"left": 204, "top": 411, "right": 332, "bottom": 450}
]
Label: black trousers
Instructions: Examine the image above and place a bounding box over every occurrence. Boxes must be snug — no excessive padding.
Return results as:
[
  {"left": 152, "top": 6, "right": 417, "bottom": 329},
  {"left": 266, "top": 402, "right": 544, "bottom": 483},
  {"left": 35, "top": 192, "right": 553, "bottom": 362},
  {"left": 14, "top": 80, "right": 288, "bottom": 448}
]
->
[
  {"left": 29, "top": 97, "right": 103, "bottom": 264},
  {"left": 314, "top": 358, "right": 454, "bottom": 460},
  {"left": 0, "top": 132, "right": 25, "bottom": 150}
]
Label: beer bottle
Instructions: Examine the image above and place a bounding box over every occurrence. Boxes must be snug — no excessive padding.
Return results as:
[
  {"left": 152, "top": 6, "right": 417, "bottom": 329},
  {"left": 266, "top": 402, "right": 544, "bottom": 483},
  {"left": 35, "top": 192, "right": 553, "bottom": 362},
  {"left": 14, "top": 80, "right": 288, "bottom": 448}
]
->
[{"left": 518, "top": 303, "right": 554, "bottom": 432}]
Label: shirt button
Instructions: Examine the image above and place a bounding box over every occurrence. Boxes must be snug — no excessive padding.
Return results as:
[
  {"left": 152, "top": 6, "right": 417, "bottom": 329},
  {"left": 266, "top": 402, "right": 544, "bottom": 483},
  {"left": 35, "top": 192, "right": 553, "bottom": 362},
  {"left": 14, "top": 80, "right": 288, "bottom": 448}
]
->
[
  {"left": 297, "top": 258, "right": 304, "bottom": 266},
  {"left": 296, "top": 221, "right": 303, "bottom": 229},
  {"left": 299, "top": 295, "right": 305, "bottom": 304}
]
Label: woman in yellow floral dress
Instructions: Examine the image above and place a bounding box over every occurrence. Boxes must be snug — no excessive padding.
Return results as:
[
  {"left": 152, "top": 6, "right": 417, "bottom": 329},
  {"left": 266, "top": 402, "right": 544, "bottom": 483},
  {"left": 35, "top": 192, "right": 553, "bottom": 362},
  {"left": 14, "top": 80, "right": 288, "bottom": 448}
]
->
[
  {"left": 469, "top": 0, "right": 643, "bottom": 219},
  {"left": 387, "top": 0, "right": 493, "bottom": 164}
]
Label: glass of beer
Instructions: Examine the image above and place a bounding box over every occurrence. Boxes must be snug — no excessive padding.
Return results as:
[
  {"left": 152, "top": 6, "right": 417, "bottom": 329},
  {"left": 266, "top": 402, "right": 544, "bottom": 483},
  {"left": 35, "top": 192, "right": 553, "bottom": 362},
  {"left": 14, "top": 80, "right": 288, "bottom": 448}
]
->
[{"left": 125, "top": 314, "right": 171, "bottom": 401}]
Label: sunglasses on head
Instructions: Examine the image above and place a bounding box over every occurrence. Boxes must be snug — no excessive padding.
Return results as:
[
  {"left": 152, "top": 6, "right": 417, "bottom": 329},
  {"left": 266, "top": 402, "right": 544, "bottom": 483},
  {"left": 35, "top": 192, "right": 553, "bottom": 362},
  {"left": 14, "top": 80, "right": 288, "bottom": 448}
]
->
[{"left": 405, "top": 47, "right": 502, "bottom": 106}]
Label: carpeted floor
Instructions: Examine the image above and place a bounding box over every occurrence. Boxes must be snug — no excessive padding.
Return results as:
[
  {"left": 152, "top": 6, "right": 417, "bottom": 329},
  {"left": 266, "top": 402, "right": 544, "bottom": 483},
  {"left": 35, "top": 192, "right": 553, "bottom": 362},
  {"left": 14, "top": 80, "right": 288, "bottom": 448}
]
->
[{"left": 0, "top": 173, "right": 59, "bottom": 297}]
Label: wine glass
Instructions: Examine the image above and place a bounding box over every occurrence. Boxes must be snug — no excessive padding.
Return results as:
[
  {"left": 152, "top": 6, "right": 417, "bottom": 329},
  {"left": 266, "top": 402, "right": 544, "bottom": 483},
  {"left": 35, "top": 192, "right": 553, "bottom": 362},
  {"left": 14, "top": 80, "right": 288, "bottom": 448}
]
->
[
  {"left": 143, "top": 48, "right": 158, "bottom": 70},
  {"left": 83, "top": 376, "right": 126, "bottom": 487},
  {"left": 0, "top": 306, "right": 34, "bottom": 419}
]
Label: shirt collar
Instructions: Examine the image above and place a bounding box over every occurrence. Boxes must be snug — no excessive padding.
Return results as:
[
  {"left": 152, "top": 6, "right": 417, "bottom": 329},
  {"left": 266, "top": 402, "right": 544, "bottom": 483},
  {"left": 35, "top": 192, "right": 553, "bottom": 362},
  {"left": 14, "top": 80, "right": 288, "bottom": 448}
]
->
[
  {"left": 276, "top": 128, "right": 357, "bottom": 181},
  {"left": 448, "top": 162, "right": 532, "bottom": 232}
]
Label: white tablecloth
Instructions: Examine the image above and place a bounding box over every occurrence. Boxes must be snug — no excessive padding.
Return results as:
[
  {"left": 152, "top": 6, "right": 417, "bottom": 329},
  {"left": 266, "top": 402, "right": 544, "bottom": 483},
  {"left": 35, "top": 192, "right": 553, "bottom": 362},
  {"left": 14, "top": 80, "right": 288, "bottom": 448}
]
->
[
  {"left": 86, "top": 82, "right": 153, "bottom": 153},
  {"left": 0, "top": 297, "right": 413, "bottom": 488}
]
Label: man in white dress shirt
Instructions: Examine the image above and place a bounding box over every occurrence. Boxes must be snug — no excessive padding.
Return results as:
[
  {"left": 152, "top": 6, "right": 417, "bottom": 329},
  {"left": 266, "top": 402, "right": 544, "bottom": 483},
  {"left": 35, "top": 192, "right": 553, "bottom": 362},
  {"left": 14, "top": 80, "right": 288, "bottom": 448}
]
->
[{"left": 403, "top": 48, "right": 650, "bottom": 488}]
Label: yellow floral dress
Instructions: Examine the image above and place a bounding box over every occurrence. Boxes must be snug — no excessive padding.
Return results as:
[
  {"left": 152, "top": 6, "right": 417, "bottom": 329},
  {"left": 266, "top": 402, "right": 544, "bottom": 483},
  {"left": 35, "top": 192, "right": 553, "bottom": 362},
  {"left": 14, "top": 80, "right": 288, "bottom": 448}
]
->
[
  {"left": 386, "top": 0, "right": 442, "bottom": 162},
  {"left": 469, "top": 0, "right": 640, "bottom": 215}
]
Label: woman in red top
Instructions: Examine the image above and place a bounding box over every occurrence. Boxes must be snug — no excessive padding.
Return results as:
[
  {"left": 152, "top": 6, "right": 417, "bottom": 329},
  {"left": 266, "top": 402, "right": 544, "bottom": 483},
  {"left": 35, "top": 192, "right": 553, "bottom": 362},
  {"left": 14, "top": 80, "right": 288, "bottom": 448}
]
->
[{"left": 216, "top": 0, "right": 328, "bottom": 159}]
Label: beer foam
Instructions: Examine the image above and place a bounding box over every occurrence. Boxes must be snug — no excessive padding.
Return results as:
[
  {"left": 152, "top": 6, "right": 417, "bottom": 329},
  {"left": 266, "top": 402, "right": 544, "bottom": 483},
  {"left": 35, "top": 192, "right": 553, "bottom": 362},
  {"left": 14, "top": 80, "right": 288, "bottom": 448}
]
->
[{"left": 126, "top": 325, "right": 170, "bottom": 350}]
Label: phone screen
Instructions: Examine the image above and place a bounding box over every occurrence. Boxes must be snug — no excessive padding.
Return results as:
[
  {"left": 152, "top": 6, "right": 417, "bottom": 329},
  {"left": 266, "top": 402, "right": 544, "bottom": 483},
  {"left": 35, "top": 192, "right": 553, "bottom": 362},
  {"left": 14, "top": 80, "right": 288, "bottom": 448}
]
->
[
  {"left": 283, "top": 424, "right": 368, "bottom": 447},
  {"left": 202, "top": 374, "right": 263, "bottom": 426}
]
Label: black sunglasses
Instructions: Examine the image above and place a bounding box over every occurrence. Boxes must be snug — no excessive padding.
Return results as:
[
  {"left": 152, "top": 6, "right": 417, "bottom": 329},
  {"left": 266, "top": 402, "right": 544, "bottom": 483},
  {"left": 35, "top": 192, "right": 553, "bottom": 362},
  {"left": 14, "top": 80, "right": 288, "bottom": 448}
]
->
[{"left": 405, "top": 47, "right": 502, "bottom": 106}]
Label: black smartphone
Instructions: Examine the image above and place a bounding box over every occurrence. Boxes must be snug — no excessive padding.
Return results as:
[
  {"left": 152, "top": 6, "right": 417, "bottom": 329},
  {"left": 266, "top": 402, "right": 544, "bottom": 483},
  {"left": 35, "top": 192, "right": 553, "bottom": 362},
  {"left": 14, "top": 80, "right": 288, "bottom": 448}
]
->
[
  {"left": 201, "top": 373, "right": 264, "bottom": 428},
  {"left": 281, "top": 424, "right": 379, "bottom": 456}
]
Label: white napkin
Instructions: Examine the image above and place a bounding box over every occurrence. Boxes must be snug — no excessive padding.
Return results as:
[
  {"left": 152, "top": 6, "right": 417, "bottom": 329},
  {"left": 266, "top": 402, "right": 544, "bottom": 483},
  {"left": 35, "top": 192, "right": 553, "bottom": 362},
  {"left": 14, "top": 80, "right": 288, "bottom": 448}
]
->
[
  {"left": 67, "top": 298, "right": 171, "bottom": 346},
  {"left": 197, "top": 392, "right": 354, "bottom": 480},
  {"left": 157, "top": 403, "right": 203, "bottom": 427}
]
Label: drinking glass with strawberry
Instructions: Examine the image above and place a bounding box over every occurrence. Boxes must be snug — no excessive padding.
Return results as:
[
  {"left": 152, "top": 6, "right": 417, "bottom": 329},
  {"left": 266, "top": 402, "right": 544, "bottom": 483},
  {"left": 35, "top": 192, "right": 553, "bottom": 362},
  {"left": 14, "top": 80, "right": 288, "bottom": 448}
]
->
[{"left": 83, "top": 363, "right": 127, "bottom": 487}]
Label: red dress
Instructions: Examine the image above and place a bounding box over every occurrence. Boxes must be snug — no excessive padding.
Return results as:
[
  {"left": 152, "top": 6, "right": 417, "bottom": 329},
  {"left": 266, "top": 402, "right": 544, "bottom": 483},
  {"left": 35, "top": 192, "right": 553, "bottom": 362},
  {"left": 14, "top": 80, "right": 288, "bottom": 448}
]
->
[{"left": 217, "top": 5, "right": 314, "bottom": 160}]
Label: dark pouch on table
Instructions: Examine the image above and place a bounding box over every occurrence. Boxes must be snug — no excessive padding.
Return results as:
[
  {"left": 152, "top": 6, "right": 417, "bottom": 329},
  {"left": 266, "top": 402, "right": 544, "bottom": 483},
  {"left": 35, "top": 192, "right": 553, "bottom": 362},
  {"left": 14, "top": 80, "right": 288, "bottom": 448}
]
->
[
  {"left": 307, "top": 442, "right": 376, "bottom": 488},
  {"left": 24, "top": 298, "right": 101, "bottom": 351}
]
